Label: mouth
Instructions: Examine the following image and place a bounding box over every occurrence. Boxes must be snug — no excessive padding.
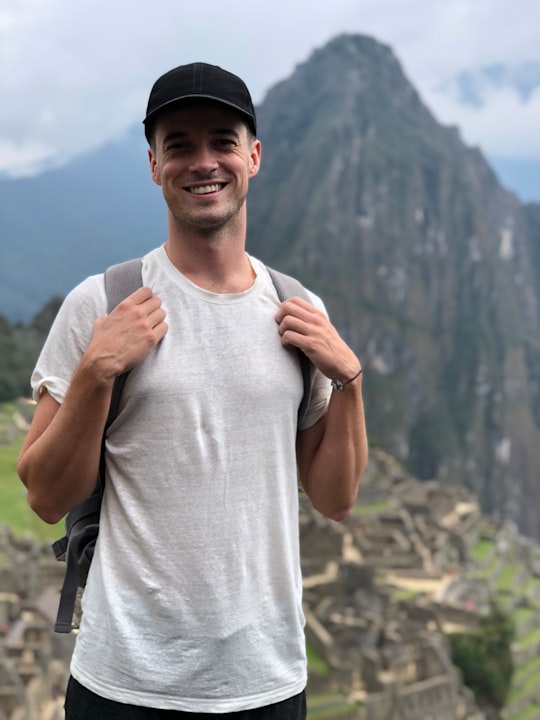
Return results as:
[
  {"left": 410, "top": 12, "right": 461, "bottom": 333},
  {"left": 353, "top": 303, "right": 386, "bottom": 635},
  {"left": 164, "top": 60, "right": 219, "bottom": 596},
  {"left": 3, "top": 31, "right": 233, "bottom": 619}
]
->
[{"left": 185, "top": 183, "right": 226, "bottom": 195}]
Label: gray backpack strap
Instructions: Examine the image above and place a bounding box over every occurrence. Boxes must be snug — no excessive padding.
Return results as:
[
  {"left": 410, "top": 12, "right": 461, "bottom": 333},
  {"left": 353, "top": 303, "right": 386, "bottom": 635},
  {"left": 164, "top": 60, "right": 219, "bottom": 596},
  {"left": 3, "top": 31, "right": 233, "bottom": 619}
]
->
[
  {"left": 102, "top": 259, "right": 144, "bottom": 432},
  {"left": 266, "top": 266, "right": 316, "bottom": 428},
  {"left": 104, "top": 258, "right": 144, "bottom": 312},
  {"left": 53, "top": 258, "right": 143, "bottom": 633}
]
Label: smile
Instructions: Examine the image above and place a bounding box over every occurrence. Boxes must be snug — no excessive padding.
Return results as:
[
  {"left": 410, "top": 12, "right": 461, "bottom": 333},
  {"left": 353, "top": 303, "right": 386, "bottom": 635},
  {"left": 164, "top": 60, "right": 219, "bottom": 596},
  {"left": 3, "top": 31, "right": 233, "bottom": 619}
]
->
[{"left": 186, "top": 184, "right": 225, "bottom": 195}]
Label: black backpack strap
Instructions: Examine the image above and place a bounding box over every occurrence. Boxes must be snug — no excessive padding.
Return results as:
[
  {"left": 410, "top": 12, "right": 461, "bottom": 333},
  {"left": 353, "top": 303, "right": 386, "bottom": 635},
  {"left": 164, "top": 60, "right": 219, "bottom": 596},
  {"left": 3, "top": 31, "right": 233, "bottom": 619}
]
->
[
  {"left": 54, "top": 493, "right": 102, "bottom": 632},
  {"left": 54, "top": 259, "right": 143, "bottom": 633},
  {"left": 266, "top": 266, "right": 316, "bottom": 428}
]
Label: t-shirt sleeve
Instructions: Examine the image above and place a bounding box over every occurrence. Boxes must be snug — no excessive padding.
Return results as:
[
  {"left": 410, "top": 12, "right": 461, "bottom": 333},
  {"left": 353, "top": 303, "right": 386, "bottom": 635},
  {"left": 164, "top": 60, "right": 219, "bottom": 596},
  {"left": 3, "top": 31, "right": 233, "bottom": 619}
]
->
[{"left": 31, "top": 275, "right": 107, "bottom": 404}]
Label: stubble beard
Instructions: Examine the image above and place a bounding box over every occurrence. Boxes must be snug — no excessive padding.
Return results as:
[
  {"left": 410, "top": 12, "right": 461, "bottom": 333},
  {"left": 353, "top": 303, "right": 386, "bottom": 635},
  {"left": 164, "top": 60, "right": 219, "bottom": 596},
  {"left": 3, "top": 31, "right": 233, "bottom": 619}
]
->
[{"left": 167, "top": 191, "right": 248, "bottom": 236}]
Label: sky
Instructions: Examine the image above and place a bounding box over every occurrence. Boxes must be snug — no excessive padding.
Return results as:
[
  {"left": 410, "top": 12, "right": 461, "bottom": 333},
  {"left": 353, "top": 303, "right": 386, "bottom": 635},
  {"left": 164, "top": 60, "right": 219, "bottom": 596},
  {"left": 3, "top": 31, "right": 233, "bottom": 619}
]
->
[{"left": 1, "top": 0, "right": 539, "bottom": 200}]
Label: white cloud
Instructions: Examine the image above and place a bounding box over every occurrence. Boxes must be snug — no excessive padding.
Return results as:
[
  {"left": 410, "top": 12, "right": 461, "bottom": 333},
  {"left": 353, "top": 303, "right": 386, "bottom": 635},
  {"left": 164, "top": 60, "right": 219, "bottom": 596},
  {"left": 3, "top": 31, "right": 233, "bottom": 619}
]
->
[
  {"left": 425, "top": 82, "right": 540, "bottom": 158},
  {"left": 0, "top": 139, "right": 56, "bottom": 176},
  {"left": 0, "top": 0, "right": 539, "bottom": 177}
]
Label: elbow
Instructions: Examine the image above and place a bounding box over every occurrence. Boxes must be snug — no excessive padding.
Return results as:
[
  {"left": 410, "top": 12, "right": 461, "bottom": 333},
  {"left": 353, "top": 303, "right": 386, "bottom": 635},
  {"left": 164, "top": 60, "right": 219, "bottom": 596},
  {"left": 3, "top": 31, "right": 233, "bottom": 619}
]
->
[
  {"left": 26, "top": 489, "right": 65, "bottom": 525},
  {"left": 18, "top": 458, "right": 66, "bottom": 525},
  {"left": 325, "top": 501, "right": 355, "bottom": 522},
  {"left": 330, "top": 506, "right": 353, "bottom": 522},
  {"left": 313, "top": 494, "right": 356, "bottom": 522},
  {"left": 25, "top": 478, "right": 67, "bottom": 525}
]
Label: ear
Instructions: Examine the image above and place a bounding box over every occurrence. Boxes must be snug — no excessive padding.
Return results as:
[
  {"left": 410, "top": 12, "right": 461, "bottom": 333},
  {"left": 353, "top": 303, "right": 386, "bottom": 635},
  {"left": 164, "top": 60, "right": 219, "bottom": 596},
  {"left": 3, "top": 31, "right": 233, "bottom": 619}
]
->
[
  {"left": 148, "top": 148, "right": 161, "bottom": 185},
  {"left": 248, "top": 139, "right": 261, "bottom": 178}
]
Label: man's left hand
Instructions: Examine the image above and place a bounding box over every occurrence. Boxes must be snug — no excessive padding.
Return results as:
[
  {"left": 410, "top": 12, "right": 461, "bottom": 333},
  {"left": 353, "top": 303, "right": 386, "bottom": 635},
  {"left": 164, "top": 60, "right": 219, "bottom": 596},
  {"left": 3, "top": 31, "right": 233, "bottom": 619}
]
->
[{"left": 275, "top": 297, "right": 361, "bottom": 383}]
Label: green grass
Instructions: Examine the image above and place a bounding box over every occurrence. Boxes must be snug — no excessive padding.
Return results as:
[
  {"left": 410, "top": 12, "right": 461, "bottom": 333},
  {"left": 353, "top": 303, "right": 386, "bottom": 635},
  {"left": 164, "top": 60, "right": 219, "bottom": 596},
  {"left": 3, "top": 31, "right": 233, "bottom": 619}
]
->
[
  {"left": 512, "top": 607, "right": 537, "bottom": 630},
  {"left": 512, "top": 704, "right": 540, "bottom": 720},
  {"left": 509, "top": 667, "right": 540, "bottom": 700},
  {"left": 308, "top": 693, "right": 358, "bottom": 718},
  {"left": 387, "top": 587, "right": 421, "bottom": 601},
  {"left": 514, "top": 654, "right": 540, "bottom": 683},
  {"left": 518, "top": 577, "right": 540, "bottom": 599},
  {"left": 306, "top": 640, "right": 330, "bottom": 675},
  {"left": 0, "top": 433, "right": 62, "bottom": 542},
  {"left": 472, "top": 539, "right": 493, "bottom": 563},
  {"left": 509, "top": 667, "right": 540, "bottom": 706},
  {"left": 517, "top": 625, "right": 540, "bottom": 650},
  {"left": 472, "top": 553, "right": 501, "bottom": 581},
  {"left": 497, "top": 563, "right": 522, "bottom": 593},
  {"left": 352, "top": 500, "right": 390, "bottom": 516},
  {"left": 497, "top": 591, "right": 515, "bottom": 612}
]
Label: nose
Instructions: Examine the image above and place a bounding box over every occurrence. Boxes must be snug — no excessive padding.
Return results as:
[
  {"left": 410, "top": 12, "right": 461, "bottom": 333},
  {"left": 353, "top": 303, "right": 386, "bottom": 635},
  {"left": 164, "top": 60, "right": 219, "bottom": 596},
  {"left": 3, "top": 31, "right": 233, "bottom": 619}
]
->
[{"left": 188, "top": 144, "right": 219, "bottom": 175}]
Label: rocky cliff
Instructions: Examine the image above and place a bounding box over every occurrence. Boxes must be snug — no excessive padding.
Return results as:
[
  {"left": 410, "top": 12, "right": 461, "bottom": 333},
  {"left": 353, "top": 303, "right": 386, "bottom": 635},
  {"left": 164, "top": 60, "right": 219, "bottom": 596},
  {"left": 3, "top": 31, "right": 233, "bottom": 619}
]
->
[{"left": 247, "top": 34, "right": 540, "bottom": 540}]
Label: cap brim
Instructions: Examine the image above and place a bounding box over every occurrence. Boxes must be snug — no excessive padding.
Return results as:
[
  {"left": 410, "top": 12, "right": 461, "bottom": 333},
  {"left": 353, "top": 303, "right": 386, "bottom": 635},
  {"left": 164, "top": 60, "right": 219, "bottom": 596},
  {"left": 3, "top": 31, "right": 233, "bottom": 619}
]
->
[{"left": 143, "top": 94, "right": 256, "bottom": 135}]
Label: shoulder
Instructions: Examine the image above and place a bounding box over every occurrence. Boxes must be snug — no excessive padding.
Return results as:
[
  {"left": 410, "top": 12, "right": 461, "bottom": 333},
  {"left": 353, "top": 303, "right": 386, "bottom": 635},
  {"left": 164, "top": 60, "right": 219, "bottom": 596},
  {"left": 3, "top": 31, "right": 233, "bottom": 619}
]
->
[
  {"left": 60, "top": 274, "right": 107, "bottom": 318},
  {"left": 31, "top": 274, "right": 107, "bottom": 403},
  {"left": 249, "top": 256, "right": 328, "bottom": 315},
  {"left": 43, "top": 274, "right": 107, "bottom": 351}
]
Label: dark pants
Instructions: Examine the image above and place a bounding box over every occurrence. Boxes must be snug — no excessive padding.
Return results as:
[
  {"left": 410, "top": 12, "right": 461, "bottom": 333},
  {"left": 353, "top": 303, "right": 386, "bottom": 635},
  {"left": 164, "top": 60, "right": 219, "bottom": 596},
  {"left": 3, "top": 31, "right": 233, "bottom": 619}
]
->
[{"left": 65, "top": 677, "right": 307, "bottom": 719}]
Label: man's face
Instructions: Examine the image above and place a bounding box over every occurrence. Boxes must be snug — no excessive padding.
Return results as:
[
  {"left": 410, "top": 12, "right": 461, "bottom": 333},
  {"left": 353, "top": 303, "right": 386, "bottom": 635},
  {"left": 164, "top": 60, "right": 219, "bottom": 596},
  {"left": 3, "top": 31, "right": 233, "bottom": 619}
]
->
[{"left": 148, "top": 103, "right": 261, "bottom": 234}]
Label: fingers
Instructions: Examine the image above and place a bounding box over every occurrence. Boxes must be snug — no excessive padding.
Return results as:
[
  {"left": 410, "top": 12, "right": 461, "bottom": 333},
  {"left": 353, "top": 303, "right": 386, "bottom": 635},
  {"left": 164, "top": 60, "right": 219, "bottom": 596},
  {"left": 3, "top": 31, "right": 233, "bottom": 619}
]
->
[
  {"left": 112, "top": 287, "right": 167, "bottom": 330},
  {"left": 123, "top": 290, "right": 167, "bottom": 340},
  {"left": 275, "top": 297, "right": 325, "bottom": 347},
  {"left": 148, "top": 305, "right": 168, "bottom": 332},
  {"left": 115, "top": 287, "right": 161, "bottom": 317},
  {"left": 274, "top": 296, "right": 315, "bottom": 324},
  {"left": 89, "top": 287, "right": 168, "bottom": 377},
  {"left": 275, "top": 298, "right": 359, "bottom": 381}
]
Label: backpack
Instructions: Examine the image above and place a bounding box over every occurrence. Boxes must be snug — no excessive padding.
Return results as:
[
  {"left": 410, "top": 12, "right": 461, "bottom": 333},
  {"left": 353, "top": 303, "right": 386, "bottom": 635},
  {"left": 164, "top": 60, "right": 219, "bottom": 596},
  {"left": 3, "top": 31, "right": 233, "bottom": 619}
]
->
[{"left": 52, "top": 258, "right": 316, "bottom": 632}]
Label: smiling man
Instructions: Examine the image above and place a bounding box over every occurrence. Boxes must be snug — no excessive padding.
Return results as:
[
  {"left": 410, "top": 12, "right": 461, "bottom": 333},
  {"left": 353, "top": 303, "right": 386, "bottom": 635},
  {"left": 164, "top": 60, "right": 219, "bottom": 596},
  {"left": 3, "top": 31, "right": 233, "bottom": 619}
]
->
[{"left": 18, "top": 63, "right": 368, "bottom": 719}]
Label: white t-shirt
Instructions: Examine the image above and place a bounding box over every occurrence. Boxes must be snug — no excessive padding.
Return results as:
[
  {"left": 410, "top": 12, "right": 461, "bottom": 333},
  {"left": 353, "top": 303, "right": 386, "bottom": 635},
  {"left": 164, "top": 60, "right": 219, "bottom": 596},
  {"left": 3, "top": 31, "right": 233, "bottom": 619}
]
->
[{"left": 32, "top": 247, "right": 331, "bottom": 712}]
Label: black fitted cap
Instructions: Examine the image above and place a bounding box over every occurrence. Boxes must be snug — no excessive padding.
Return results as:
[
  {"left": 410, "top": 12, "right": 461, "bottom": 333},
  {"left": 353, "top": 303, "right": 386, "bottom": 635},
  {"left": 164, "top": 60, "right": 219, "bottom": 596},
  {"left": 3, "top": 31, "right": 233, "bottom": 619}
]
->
[{"left": 143, "top": 62, "right": 257, "bottom": 140}]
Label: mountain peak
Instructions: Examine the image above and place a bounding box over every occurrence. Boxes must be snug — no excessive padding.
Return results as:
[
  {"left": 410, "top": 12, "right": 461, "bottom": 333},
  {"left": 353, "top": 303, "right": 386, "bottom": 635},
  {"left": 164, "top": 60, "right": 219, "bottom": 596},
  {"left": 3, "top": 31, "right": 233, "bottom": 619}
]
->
[{"left": 258, "top": 32, "right": 432, "bottom": 158}]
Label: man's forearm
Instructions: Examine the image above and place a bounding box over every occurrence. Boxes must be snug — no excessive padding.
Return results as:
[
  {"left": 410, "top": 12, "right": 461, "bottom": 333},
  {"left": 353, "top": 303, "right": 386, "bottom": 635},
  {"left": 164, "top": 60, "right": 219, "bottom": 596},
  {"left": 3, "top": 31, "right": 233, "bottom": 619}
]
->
[
  {"left": 17, "top": 367, "right": 114, "bottom": 524},
  {"left": 298, "top": 376, "right": 367, "bottom": 521}
]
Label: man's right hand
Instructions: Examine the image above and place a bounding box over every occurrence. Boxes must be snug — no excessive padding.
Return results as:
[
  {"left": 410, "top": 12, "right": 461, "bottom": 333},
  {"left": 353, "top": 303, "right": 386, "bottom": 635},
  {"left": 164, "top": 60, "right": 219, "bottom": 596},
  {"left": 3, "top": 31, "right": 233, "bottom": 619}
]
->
[{"left": 85, "top": 287, "right": 168, "bottom": 382}]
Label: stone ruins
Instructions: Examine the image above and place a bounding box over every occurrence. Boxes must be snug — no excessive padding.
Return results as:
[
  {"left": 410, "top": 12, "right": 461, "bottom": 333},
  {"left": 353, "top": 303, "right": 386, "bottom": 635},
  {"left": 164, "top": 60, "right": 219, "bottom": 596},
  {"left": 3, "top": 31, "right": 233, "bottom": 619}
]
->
[{"left": 3, "top": 447, "right": 540, "bottom": 718}]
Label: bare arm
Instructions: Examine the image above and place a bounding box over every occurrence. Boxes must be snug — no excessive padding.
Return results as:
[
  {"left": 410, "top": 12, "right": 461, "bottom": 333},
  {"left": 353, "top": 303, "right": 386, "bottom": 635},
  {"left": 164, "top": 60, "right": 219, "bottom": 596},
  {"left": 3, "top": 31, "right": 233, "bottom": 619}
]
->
[
  {"left": 276, "top": 297, "right": 368, "bottom": 521},
  {"left": 17, "top": 287, "right": 168, "bottom": 524}
]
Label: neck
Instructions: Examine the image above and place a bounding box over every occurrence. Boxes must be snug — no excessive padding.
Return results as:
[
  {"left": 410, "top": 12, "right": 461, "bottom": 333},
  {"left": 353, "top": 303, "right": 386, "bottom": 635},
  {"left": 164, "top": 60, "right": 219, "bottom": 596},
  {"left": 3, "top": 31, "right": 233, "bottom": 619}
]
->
[{"left": 164, "top": 214, "right": 255, "bottom": 293}]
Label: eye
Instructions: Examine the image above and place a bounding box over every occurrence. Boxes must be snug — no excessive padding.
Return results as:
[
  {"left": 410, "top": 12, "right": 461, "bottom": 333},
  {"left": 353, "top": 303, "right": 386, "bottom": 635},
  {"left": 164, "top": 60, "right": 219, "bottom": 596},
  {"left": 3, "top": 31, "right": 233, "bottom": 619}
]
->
[{"left": 167, "top": 142, "right": 188, "bottom": 151}]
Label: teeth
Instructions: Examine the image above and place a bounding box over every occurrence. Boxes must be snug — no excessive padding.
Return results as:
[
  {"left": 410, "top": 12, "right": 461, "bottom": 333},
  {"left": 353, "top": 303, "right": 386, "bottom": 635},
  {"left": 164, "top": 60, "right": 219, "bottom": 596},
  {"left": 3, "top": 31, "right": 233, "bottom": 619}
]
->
[{"left": 190, "top": 184, "right": 222, "bottom": 195}]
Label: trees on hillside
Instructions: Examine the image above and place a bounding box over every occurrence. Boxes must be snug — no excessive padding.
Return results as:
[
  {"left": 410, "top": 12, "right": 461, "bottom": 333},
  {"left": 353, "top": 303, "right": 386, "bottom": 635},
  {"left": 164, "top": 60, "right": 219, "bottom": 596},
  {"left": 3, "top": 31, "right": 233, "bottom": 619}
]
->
[
  {"left": 0, "top": 296, "right": 62, "bottom": 401},
  {"left": 448, "top": 602, "right": 514, "bottom": 711}
]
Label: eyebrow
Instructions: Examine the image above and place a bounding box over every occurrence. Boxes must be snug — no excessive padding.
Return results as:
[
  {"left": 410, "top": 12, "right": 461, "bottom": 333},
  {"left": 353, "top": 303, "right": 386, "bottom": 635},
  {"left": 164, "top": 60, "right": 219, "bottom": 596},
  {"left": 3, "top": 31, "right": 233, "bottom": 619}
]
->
[{"left": 162, "top": 128, "right": 241, "bottom": 145}]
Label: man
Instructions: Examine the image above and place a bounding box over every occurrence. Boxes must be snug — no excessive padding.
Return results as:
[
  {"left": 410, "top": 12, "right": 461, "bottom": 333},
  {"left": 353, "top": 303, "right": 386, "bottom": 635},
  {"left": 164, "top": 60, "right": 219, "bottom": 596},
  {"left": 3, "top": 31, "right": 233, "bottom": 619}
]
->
[{"left": 18, "top": 63, "right": 368, "bottom": 719}]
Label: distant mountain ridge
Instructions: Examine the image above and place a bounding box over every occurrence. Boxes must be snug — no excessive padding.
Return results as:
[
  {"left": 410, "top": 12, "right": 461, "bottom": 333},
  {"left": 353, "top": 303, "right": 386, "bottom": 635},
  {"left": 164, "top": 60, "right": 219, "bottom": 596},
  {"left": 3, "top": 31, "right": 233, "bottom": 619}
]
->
[
  {"left": 0, "top": 127, "right": 166, "bottom": 323},
  {"left": 2, "top": 34, "right": 540, "bottom": 542}
]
